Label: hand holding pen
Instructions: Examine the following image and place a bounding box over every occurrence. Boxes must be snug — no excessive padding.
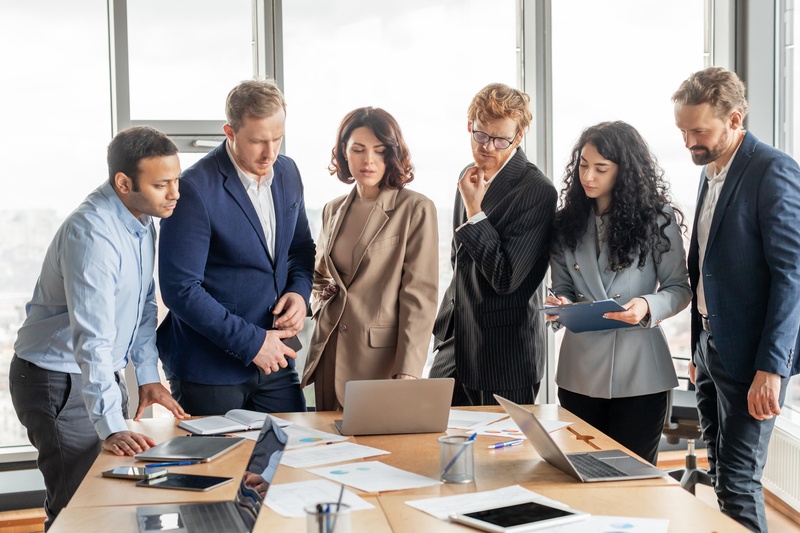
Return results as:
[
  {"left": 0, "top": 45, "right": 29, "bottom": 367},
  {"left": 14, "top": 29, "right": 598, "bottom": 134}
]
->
[{"left": 544, "top": 287, "right": 571, "bottom": 322}]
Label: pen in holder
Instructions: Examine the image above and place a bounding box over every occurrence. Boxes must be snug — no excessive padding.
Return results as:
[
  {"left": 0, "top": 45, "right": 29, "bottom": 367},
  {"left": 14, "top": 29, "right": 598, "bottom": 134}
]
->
[
  {"left": 439, "top": 433, "right": 476, "bottom": 483},
  {"left": 305, "top": 486, "right": 350, "bottom": 533}
]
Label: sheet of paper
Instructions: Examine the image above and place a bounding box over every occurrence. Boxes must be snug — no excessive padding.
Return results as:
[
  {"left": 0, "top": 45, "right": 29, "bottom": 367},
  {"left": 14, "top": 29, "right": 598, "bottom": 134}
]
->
[
  {"left": 309, "top": 461, "right": 440, "bottom": 492},
  {"left": 447, "top": 409, "right": 508, "bottom": 429},
  {"left": 405, "top": 485, "right": 562, "bottom": 520},
  {"left": 545, "top": 516, "right": 668, "bottom": 533},
  {"left": 281, "top": 442, "right": 389, "bottom": 469},
  {"left": 265, "top": 479, "right": 374, "bottom": 518},
  {"left": 282, "top": 425, "right": 349, "bottom": 449},
  {"left": 474, "top": 417, "right": 571, "bottom": 439}
]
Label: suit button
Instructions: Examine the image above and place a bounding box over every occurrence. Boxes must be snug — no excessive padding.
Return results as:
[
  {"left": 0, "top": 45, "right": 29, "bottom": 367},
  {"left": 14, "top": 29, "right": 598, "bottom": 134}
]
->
[
  {"left": 577, "top": 293, "right": 584, "bottom": 299},
  {"left": 573, "top": 263, "right": 580, "bottom": 270},
  {"left": 339, "top": 324, "right": 348, "bottom": 333},
  {"left": 613, "top": 294, "right": 621, "bottom": 299}
]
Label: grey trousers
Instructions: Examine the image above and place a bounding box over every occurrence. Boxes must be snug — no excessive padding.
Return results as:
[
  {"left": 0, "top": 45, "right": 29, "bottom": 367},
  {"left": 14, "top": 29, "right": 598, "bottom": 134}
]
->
[{"left": 9, "top": 355, "right": 128, "bottom": 530}]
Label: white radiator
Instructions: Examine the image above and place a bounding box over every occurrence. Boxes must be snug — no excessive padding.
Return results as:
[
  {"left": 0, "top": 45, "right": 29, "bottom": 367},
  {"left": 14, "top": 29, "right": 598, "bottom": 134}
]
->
[{"left": 763, "top": 424, "right": 800, "bottom": 513}]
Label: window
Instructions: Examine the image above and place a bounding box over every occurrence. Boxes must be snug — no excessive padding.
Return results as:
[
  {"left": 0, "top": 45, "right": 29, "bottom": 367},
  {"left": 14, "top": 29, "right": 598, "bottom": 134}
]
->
[
  {"left": 549, "top": 0, "right": 707, "bottom": 379},
  {"left": 0, "top": 0, "right": 111, "bottom": 447},
  {"left": 281, "top": 0, "right": 519, "bottom": 375},
  {"left": 777, "top": 0, "right": 800, "bottom": 416}
]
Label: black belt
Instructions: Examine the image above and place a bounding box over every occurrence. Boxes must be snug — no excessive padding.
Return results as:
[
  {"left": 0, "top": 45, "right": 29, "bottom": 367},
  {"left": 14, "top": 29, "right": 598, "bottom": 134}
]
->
[{"left": 700, "top": 314, "right": 712, "bottom": 334}]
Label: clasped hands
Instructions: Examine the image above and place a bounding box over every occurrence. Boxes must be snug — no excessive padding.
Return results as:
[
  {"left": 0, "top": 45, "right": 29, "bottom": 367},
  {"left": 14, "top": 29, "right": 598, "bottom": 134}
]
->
[{"left": 254, "top": 291, "right": 306, "bottom": 375}]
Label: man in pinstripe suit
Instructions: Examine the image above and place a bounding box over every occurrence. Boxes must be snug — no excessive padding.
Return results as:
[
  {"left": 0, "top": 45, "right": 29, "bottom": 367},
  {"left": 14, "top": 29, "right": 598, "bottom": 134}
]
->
[{"left": 429, "top": 83, "right": 557, "bottom": 406}]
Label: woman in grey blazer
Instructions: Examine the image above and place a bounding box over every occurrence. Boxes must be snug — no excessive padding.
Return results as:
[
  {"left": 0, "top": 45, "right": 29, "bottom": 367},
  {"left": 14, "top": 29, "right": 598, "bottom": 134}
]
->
[{"left": 546, "top": 121, "right": 691, "bottom": 465}]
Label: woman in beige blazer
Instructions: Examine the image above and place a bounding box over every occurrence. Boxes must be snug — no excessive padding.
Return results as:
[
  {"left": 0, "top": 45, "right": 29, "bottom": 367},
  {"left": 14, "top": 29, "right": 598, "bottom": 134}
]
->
[
  {"left": 301, "top": 107, "right": 438, "bottom": 411},
  {"left": 546, "top": 121, "right": 691, "bottom": 465}
]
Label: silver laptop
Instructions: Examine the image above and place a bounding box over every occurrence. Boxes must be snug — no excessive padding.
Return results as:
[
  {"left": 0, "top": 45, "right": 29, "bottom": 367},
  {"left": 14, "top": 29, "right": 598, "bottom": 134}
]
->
[
  {"left": 334, "top": 378, "right": 454, "bottom": 435},
  {"left": 135, "top": 435, "right": 245, "bottom": 463},
  {"left": 495, "top": 395, "right": 666, "bottom": 482},
  {"left": 136, "top": 419, "right": 287, "bottom": 532}
]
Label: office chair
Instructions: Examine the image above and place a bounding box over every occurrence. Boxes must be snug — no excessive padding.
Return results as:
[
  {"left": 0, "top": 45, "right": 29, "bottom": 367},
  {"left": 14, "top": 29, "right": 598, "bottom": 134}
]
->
[{"left": 662, "top": 359, "right": 713, "bottom": 495}]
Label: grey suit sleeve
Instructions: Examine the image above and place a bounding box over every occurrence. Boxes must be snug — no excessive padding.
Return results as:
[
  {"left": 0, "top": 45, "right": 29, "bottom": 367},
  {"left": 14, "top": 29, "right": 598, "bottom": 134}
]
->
[{"left": 640, "top": 208, "right": 692, "bottom": 328}]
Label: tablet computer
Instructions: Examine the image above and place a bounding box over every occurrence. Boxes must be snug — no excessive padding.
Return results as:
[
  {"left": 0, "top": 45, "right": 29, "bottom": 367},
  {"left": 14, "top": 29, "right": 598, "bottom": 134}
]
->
[
  {"left": 449, "top": 501, "right": 588, "bottom": 532},
  {"left": 135, "top": 473, "right": 234, "bottom": 492}
]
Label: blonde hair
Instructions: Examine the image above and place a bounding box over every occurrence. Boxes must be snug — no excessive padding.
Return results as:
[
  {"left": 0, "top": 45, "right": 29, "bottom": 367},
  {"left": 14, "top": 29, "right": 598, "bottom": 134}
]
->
[
  {"left": 468, "top": 83, "right": 533, "bottom": 133},
  {"left": 225, "top": 79, "right": 286, "bottom": 132},
  {"left": 672, "top": 67, "right": 748, "bottom": 119}
]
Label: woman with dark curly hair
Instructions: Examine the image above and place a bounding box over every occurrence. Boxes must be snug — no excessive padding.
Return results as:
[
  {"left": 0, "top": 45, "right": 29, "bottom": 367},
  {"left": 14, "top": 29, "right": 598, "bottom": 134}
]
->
[
  {"left": 301, "top": 107, "right": 439, "bottom": 411},
  {"left": 545, "top": 121, "right": 691, "bottom": 464}
]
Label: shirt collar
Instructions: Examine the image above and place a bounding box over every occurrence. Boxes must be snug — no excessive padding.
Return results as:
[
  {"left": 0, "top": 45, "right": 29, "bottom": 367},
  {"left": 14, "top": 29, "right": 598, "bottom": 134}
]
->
[
  {"left": 484, "top": 149, "right": 515, "bottom": 187},
  {"left": 706, "top": 132, "right": 744, "bottom": 182},
  {"left": 226, "top": 141, "right": 274, "bottom": 191},
  {"left": 100, "top": 181, "right": 152, "bottom": 237}
]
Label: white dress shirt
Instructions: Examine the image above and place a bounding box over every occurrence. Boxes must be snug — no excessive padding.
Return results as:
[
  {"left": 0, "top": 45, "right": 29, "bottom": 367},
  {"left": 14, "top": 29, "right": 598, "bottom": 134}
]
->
[
  {"left": 226, "top": 141, "right": 276, "bottom": 259},
  {"left": 697, "top": 139, "right": 743, "bottom": 315}
]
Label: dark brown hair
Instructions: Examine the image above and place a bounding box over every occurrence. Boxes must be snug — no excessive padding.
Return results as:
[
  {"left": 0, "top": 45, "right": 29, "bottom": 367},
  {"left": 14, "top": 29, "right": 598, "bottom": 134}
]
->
[{"left": 329, "top": 107, "right": 414, "bottom": 189}]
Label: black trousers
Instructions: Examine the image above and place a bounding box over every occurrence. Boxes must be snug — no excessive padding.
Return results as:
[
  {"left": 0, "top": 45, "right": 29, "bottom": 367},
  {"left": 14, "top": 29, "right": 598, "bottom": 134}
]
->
[
  {"left": 430, "top": 337, "right": 539, "bottom": 406},
  {"left": 558, "top": 387, "right": 668, "bottom": 465},
  {"left": 171, "top": 365, "right": 306, "bottom": 415}
]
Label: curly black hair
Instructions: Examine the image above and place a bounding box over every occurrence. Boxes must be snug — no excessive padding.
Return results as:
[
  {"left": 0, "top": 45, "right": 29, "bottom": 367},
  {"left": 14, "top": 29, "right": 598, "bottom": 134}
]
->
[{"left": 553, "top": 121, "right": 685, "bottom": 271}]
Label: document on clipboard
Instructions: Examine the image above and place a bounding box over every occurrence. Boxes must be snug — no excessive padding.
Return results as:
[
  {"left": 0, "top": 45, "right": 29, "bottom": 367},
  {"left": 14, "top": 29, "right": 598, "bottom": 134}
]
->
[{"left": 541, "top": 299, "right": 638, "bottom": 333}]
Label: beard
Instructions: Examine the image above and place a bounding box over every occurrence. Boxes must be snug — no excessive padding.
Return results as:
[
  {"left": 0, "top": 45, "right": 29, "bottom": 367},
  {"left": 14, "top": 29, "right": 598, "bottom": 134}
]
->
[{"left": 690, "top": 129, "right": 729, "bottom": 166}]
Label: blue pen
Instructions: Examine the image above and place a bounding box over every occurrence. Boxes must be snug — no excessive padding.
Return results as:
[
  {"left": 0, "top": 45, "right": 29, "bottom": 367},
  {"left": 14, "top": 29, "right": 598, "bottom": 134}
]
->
[
  {"left": 143, "top": 461, "right": 200, "bottom": 468},
  {"left": 487, "top": 438, "right": 524, "bottom": 449},
  {"left": 441, "top": 432, "right": 477, "bottom": 478}
]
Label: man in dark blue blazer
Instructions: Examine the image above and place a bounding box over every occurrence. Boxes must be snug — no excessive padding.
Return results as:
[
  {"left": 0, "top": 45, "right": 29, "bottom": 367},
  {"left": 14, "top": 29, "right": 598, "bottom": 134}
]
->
[
  {"left": 157, "top": 80, "right": 315, "bottom": 415},
  {"left": 674, "top": 67, "right": 800, "bottom": 533},
  {"left": 430, "top": 83, "right": 556, "bottom": 406}
]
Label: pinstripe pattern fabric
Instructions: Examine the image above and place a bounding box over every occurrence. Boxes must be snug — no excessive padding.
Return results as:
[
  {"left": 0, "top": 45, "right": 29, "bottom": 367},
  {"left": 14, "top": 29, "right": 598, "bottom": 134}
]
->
[{"left": 432, "top": 148, "right": 557, "bottom": 394}]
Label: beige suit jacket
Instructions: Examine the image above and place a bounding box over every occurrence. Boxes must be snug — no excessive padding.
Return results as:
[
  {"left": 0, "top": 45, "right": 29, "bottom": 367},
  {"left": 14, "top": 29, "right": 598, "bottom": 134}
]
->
[{"left": 301, "top": 186, "right": 438, "bottom": 403}]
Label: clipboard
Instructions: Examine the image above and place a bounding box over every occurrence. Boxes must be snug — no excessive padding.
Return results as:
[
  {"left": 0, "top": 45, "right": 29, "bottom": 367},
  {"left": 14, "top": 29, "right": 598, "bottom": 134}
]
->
[{"left": 541, "top": 298, "right": 638, "bottom": 333}]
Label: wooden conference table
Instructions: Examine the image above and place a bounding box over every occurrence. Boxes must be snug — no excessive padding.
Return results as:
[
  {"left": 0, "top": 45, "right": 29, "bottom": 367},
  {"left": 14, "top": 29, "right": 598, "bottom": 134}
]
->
[{"left": 50, "top": 405, "right": 747, "bottom": 532}]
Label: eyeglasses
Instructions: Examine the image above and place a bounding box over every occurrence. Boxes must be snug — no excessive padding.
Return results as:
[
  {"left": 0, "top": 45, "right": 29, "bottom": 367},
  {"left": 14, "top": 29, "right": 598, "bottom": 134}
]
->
[{"left": 471, "top": 124, "right": 518, "bottom": 150}]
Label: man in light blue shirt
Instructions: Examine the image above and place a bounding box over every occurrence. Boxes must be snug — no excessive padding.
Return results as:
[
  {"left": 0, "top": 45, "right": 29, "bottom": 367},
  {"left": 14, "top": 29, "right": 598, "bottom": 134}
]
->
[{"left": 9, "top": 126, "right": 187, "bottom": 529}]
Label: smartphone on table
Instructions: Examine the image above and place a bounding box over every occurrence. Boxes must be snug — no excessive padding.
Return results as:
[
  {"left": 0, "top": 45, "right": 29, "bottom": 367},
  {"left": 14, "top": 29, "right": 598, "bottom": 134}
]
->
[{"left": 102, "top": 467, "right": 168, "bottom": 481}]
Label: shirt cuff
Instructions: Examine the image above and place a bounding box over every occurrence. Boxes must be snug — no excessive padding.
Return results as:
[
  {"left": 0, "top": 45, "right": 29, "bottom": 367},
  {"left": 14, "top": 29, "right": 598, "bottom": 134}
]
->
[
  {"left": 134, "top": 363, "right": 162, "bottom": 388},
  {"left": 95, "top": 413, "right": 130, "bottom": 440},
  {"left": 456, "top": 211, "right": 487, "bottom": 232}
]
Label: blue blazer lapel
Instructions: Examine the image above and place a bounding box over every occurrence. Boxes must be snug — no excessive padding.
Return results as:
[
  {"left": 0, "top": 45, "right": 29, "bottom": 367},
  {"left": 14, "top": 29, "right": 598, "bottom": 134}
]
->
[
  {"left": 706, "top": 131, "right": 756, "bottom": 253},
  {"left": 271, "top": 169, "right": 286, "bottom": 265},
  {"left": 217, "top": 147, "right": 272, "bottom": 263}
]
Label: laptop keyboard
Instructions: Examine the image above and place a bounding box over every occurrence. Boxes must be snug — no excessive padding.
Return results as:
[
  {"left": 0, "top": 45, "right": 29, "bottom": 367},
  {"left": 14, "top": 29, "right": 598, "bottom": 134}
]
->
[
  {"left": 568, "top": 453, "right": 628, "bottom": 478},
  {"left": 180, "top": 501, "right": 245, "bottom": 532}
]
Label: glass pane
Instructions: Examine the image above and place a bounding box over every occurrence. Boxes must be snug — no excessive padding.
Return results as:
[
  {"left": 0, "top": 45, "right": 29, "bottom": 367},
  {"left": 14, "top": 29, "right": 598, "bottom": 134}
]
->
[
  {"left": 126, "top": 0, "right": 252, "bottom": 121},
  {"left": 282, "top": 0, "right": 517, "bottom": 377},
  {"left": 283, "top": 0, "right": 515, "bottom": 267},
  {"left": 551, "top": 0, "right": 706, "bottom": 363},
  {"left": 0, "top": 0, "right": 111, "bottom": 447}
]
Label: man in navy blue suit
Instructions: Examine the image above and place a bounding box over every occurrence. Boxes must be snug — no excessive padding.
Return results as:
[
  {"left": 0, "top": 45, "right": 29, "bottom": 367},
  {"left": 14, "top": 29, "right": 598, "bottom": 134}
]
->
[
  {"left": 157, "top": 79, "right": 315, "bottom": 415},
  {"left": 674, "top": 67, "right": 800, "bottom": 532}
]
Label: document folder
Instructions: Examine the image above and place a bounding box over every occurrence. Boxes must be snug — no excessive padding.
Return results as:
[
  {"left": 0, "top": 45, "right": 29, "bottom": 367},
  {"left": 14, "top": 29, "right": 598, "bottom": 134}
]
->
[{"left": 541, "top": 299, "right": 638, "bottom": 333}]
